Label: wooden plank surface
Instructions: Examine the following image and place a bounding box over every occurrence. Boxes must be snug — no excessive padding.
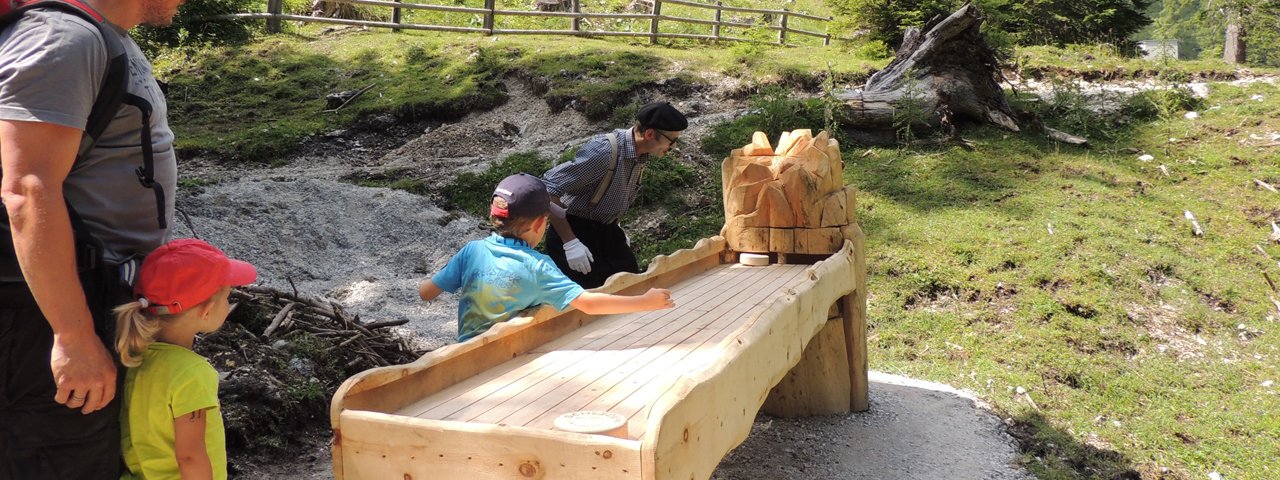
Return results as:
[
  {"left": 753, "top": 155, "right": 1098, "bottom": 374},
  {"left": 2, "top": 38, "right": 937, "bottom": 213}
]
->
[{"left": 395, "top": 263, "right": 809, "bottom": 439}]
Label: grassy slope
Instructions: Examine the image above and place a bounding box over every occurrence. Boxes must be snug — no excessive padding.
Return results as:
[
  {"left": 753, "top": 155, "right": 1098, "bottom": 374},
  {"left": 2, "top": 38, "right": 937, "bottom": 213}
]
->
[
  {"left": 853, "top": 79, "right": 1280, "bottom": 478},
  {"left": 152, "top": 25, "right": 872, "bottom": 162}
]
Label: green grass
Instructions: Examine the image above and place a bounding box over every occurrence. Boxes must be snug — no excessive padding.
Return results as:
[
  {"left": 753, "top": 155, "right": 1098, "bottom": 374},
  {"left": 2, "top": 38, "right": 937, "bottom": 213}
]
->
[
  {"left": 154, "top": 25, "right": 879, "bottom": 162},
  {"left": 849, "top": 80, "right": 1280, "bottom": 479},
  {"left": 1015, "top": 44, "right": 1258, "bottom": 81}
]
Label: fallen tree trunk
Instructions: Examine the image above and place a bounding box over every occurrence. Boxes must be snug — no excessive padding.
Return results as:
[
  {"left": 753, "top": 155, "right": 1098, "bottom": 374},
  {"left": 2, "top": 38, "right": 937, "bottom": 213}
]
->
[{"left": 835, "top": 4, "right": 1078, "bottom": 145}]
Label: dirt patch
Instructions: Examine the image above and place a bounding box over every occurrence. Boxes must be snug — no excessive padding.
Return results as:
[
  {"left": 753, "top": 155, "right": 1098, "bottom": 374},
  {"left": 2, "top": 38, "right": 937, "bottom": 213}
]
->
[{"left": 1128, "top": 302, "right": 1206, "bottom": 360}]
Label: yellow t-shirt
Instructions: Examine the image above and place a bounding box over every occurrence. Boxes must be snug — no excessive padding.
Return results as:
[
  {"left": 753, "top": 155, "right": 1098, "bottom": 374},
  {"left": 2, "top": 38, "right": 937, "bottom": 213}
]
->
[{"left": 120, "top": 342, "right": 226, "bottom": 480}]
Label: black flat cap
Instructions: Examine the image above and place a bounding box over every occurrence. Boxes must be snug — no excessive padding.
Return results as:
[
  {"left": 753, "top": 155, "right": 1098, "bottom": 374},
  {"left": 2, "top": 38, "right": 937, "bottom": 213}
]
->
[{"left": 636, "top": 101, "right": 687, "bottom": 131}]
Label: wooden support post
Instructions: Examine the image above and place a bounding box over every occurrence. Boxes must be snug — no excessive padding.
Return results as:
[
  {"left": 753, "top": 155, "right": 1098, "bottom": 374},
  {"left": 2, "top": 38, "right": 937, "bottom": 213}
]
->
[
  {"left": 761, "top": 315, "right": 853, "bottom": 417},
  {"left": 483, "top": 0, "right": 495, "bottom": 34},
  {"left": 712, "top": 1, "right": 722, "bottom": 44},
  {"left": 571, "top": 0, "right": 581, "bottom": 32},
  {"left": 824, "top": 17, "right": 832, "bottom": 46},
  {"left": 839, "top": 289, "right": 870, "bottom": 414},
  {"left": 391, "top": 0, "right": 402, "bottom": 32},
  {"left": 777, "top": 9, "right": 788, "bottom": 45},
  {"left": 266, "top": 0, "right": 282, "bottom": 33},
  {"left": 649, "top": 0, "right": 662, "bottom": 45}
]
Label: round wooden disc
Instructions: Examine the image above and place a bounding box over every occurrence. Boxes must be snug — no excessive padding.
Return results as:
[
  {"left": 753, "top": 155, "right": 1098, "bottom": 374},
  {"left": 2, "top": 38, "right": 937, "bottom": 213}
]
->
[
  {"left": 739, "top": 253, "right": 770, "bottom": 266},
  {"left": 553, "top": 411, "right": 627, "bottom": 437}
]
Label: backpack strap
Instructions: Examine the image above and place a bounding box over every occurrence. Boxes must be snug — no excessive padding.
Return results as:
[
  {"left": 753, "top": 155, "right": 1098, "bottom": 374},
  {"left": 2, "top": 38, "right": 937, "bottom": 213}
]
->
[
  {"left": 1, "top": 0, "right": 129, "bottom": 159},
  {"left": 588, "top": 131, "right": 620, "bottom": 208},
  {"left": 122, "top": 93, "right": 166, "bottom": 229}
]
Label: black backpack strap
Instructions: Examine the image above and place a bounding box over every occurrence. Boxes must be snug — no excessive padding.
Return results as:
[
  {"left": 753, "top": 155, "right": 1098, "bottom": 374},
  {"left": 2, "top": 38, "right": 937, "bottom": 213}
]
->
[
  {"left": 122, "top": 93, "right": 166, "bottom": 230},
  {"left": 4, "top": 0, "right": 128, "bottom": 158}
]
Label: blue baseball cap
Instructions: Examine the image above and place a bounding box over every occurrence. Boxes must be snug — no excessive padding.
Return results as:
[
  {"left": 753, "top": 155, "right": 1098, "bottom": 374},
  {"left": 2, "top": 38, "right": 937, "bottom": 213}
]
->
[{"left": 492, "top": 173, "right": 562, "bottom": 220}]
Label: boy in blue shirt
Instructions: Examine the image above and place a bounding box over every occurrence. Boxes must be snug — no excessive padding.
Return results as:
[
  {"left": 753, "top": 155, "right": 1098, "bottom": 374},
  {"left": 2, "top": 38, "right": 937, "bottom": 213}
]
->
[{"left": 420, "top": 173, "right": 674, "bottom": 341}]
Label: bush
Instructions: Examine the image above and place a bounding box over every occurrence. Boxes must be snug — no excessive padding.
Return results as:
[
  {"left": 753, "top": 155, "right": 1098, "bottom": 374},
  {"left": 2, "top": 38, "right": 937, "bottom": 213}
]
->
[
  {"left": 701, "top": 87, "right": 832, "bottom": 159},
  {"left": 135, "top": 0, "right": 260, "bottom": 50},
  {"left": 825, "top": 0, "right": 1152, "bottom": 49},
  {"left": 853, "top": 39, "right": 893, "bottom": 60},
  {"left": 1123, "top": 88, "right": 1203, "bottom": 121}
]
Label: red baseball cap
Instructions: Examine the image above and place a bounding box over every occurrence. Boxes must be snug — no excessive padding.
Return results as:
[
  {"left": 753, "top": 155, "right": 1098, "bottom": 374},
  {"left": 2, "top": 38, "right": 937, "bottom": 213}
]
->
[{"left": 135, "top": 239, "right": 257, "bottom": 315}]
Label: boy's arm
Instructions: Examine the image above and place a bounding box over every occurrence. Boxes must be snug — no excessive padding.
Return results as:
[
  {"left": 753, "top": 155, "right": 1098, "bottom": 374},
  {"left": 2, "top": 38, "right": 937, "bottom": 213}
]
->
[
  {"left": 173, "top": 408, "right": 214, "bottom": 480},
  {"left": 570, "top": 289, "right": 674, "bottom": 315},
  {"left": 419, "top": 280, "right": 444, "bottom": 302}
]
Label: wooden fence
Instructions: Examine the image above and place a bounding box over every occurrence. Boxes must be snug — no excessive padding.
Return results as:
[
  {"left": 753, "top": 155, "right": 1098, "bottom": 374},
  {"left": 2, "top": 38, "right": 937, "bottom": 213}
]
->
[{"left": 231, "top": 0, "right": 834, "bottom": 46}]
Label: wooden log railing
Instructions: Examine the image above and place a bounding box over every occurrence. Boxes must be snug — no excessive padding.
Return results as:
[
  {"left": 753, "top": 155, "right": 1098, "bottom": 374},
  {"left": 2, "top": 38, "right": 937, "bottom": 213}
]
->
[{"left": 225, "top": 0, "right": 838, "bottom": 46}]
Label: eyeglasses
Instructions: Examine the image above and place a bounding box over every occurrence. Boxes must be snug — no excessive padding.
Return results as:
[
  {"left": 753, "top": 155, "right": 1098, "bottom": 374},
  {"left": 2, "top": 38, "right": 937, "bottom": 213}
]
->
[{"left": 657, "top": 131, "right": 679, "bottom": 146}]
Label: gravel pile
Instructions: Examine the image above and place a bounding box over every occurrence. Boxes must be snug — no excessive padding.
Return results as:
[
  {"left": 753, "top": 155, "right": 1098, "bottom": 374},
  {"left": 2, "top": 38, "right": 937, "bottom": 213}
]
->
[{"left": 174, "top": 177, "right": 482, "bottom": 352}]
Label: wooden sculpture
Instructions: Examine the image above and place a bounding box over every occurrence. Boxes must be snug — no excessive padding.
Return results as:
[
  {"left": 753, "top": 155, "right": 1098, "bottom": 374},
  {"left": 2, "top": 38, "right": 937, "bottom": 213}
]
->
[{"left": 721, "top": 129, "right": 858, "bottom": 255}]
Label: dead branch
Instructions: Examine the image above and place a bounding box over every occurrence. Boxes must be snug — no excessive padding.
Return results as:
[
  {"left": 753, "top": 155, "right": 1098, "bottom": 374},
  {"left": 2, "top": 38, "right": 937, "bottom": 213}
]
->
[
  {"left": 324, "top": 83, "right": 376, "bottom": 113},
  {"left": 263, "top": 302, "right": 296, "bottom": 338},
  {"left": 1255, "top": 179, "right": 1278, "bottom": 193},
  {"left": 1045, "top": 127, "right": 1090, "bottom": 147}
]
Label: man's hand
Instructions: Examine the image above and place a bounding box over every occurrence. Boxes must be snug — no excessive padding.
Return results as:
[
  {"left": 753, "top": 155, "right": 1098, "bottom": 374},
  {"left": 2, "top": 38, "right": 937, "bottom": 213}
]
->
[
  {"left": 563, "top": 239, "right": 594, "bottom": 274},
  {"left": 51, "top": 332, "right": 117, "bottom": 414}
]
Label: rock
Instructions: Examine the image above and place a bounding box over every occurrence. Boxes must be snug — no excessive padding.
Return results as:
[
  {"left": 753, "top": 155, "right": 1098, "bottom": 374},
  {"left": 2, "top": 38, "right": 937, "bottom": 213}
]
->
[{"left": 325, "top": 90, "right": 360, "bottom": 109}]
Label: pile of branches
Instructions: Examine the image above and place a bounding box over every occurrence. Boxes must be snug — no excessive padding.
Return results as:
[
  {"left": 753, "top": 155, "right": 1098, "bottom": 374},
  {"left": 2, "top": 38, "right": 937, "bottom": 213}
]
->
[
  {"left": 231, "top": 285, "right": 420, "bottom": 369},
  {"left": 195, "top": 284, "right": 424, "bottom": 471}
]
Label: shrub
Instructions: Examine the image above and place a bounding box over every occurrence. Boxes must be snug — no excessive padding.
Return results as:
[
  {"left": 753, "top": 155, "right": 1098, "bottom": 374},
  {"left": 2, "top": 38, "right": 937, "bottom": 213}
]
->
[
  {"left": 135, "top": 0, "right": 260, "bottom": 50},
  {"left": 1123, "top": 88, "right": 1203, "bottom": 121},
  {"left": 441, "top": 152, "right": 554, "bottom": 217}
]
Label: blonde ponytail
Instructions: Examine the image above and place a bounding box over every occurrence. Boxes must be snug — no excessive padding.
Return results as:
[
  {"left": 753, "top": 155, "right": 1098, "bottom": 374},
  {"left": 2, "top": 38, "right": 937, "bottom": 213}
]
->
[{"left": 114, "top": 301, "right": 163, "bottom": 368}]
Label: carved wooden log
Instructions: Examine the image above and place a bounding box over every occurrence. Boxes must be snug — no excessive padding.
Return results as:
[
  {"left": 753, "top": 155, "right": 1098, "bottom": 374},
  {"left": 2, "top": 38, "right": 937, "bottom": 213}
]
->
[{"left": 721, "top": 129, "right": 856, "bottom": 255}]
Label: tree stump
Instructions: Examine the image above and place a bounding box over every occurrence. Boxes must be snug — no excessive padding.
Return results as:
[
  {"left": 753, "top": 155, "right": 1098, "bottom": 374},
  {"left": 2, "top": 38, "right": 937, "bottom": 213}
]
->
[
  {"left": 534, "top": 0, "right": 570, "bottom": 12},
  {"left": 310, "top": 0, "right": 365, "bottom": 19},
  {"left": 834, "top": 5, "right": 1021, "bottom": 138}
]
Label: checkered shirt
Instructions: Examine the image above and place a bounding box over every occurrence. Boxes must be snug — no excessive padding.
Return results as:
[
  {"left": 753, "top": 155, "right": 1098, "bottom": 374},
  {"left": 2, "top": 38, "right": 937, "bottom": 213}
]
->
[{"left": 542, "top": 128, "right": 648, "bottom": 224}]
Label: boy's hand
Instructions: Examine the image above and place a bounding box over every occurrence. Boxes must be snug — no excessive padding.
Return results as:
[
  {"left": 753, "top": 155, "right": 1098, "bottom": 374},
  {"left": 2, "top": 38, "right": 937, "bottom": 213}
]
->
[{"left": 644, "top": 288, "right": 674, "bottom": 309}]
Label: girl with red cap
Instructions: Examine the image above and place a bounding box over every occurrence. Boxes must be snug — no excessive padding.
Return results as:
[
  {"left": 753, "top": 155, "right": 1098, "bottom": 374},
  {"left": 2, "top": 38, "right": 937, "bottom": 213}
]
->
[{"left": 112, "top": 239, "right": 257, "bottom": 480}]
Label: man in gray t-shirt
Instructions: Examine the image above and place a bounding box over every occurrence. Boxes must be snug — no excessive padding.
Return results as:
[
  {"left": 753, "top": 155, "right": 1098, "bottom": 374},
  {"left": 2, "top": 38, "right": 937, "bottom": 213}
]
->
[{"left": 0, "top": 0, "right": 181, "bottom": 477}]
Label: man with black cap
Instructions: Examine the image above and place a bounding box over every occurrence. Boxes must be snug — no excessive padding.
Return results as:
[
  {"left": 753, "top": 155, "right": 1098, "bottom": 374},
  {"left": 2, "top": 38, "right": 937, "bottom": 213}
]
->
[{"left": 541, "top": 101, "right": 687, "bottom": 288}]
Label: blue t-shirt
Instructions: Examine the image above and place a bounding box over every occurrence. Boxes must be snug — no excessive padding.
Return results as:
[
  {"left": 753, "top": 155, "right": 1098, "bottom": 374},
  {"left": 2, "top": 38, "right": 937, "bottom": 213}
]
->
[{"left": 433, "top": 234, "right": 585, "bottom": 341}]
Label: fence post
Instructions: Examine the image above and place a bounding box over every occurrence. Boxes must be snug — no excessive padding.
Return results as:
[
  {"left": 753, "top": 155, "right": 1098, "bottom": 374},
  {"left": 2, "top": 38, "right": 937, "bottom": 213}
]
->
[
  {"left": 824, "top": 16, "right": 832, "bottom": 46},
  {"left": 572, "top": 0, "right": 581, "bottom": 32},
  {"left": 266, "top": 0, "right": 281, "bottom": 33},
  {"left": 392, "top": 0, "right": 402, "bottom": 32},
  {"left": 649, "top": 0, "right": 661, "bottom": 45},
  {"left": 777, "top": 9, "right": 788, "bottom": 45},
  {"left": 712, "top": 1, "right": 721, "bottom": 44},
  {"left": 483, "top": 0, "right": 495, "bottom": 34}
]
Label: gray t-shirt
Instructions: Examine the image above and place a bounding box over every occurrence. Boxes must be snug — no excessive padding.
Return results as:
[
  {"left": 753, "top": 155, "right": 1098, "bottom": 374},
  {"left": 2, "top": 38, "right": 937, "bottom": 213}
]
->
[{"left": 0, "top": 9, "right": 176, "bottom": 263}]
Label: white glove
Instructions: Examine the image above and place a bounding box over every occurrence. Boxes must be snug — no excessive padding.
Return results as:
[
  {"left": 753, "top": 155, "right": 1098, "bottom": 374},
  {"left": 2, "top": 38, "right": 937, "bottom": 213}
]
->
[{"left": 563, "top": 239, "right": 594, "bottom": 274}]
